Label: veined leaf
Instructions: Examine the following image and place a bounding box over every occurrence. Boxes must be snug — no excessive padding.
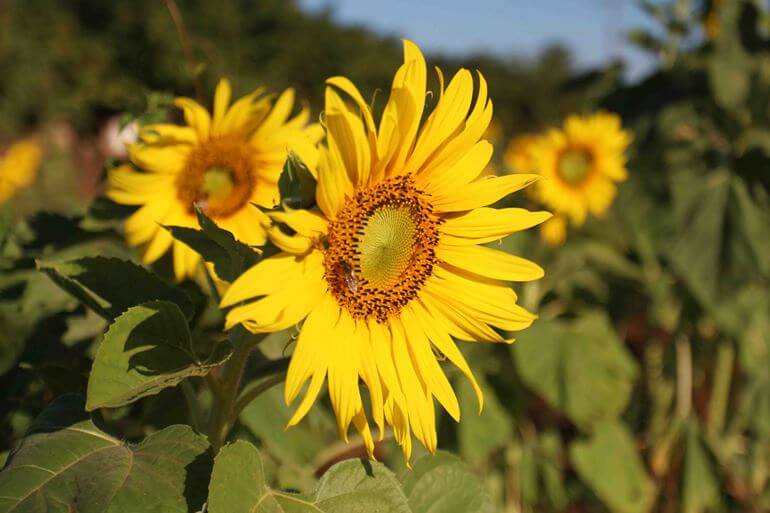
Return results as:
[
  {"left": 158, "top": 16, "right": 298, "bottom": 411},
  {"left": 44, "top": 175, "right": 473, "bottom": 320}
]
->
[
  {"left": 86, "top": 300, "right": 231, "bottom": 410},
  {"left": 208, "top": 440, "right": 411, "bottom": 513},
  {"left": 165, "top": 205, "right": 261, "bottom": 282},
  {"left": 513, "top": 312, "right": 638, "bottom": 430},
  {"left": 37, "top": 256, "right": 193, "bottom": 320},
  {"left": 0, "top": 395, "right": 212, "bottom": 513},
  {"left": 570, "top": 422, "right": 656, "bottom": 513},
  {"left": 401, "top": 451, "right": 494, "bottom": 513}
]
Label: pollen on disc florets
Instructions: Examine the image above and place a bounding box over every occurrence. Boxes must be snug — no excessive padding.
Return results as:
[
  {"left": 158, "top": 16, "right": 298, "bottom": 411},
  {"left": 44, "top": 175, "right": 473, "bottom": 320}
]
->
[
  {"left": 322, "top": 175, "right": 442, "bottom": 322},
  {"left": 176, "top": 137, "right": 256, "bottom": 218}
]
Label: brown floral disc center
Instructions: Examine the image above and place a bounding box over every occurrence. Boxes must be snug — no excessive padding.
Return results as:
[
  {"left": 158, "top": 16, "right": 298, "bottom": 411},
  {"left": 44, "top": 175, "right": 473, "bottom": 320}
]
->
[
  {"left": 176, "top": 137, "right": 256, "bottom": 218},
  {"left": 322, "top": 175, "right": 442, "bottom": 322}
]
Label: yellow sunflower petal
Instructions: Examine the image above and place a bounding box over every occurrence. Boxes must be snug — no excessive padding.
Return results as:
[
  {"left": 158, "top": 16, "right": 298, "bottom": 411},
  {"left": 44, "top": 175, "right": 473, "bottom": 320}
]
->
[
  {"left": 401, "top": 305, "right": 460, "bottom": 422},
  {"left": 174, "top": 97, "right": 211, "bottom": 141},
  {"left": 211, "top": 79, "right": 232, "bottom": 134},
  {"left": 431, "top": 174, "right": 540, "bottom": 212},
  {"left": 441, "top": 207, "right": 552, "bottom": 245},
  {"left": 285, "top": 293, "right": 340, "bottom": 405},
  {"left": 437, "top": 244, "right": 544, "bottom": 282},
  {"left": 267, "top": 208, "right": 328, "bottom": 237}
]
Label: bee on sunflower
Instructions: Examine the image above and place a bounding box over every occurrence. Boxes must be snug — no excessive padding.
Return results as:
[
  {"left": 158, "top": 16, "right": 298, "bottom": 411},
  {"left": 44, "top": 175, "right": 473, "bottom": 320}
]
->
[
  {"left": 222, "top": 40, "right": 551, "bottom": 461},
  {"left": 0, "top": 139, "right": 42, "bottom": 205},
  {"left": 107, "top": 80, "right": 322, "bottom": 281},
  {"left": 506, "top": 113, "right": 631, "bottom": 246}
]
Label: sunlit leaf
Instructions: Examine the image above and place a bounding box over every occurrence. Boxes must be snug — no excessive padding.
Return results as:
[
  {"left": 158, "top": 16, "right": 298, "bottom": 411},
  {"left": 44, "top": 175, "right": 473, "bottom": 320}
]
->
[
  {"left": 570, "top": 422, "right": 656, "bottom": 513},
  {"left": 86, "top": 300, "right": 230, "bottom": 410},
  {"left": 401, "top": 451, "right": 493, "bottom": 513},
  {"left": 208, "top": 440, "right": 410, "bottom": 513},
  {"left": 513, "top": 312, "right": 637, "bottom": 430},
  {"left": 0, "top": 395, "right": 212, "bottom": 513}
]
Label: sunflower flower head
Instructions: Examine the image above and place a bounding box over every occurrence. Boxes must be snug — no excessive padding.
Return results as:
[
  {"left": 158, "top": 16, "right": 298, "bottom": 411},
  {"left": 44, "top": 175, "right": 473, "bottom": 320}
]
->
[
  {"left": 504, "top": 133, "right": 539, "bottom": 174},
  {"left": 522, "top": 112, "right": 631, "bottom": 241},
  {"left": 0, "top": 138, "right": 42, "bottom": 205},
  {"left": 222, "top": 41, "right": 551, "bottom": 462},
  {"left": 107, "top": 79, "right": 322, "bottom": 280}
]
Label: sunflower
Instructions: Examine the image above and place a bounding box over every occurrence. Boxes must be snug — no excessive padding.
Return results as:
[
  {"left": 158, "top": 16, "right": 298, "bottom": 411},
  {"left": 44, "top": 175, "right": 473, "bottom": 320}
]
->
[
  {"left": 0, "top": 139, "right": 42, "bottom": 205},
  {"left": 523, "top": 112, "right": 631, "bottom": 230},
  {"left": 221, "top": 41, "right": 550, "bottom": 460},
  {"left": 107, "top": 79, "right": 322, "bottom": 280},
  {"left": 504, "top": 133, "right": 539, "bottom": 174}
]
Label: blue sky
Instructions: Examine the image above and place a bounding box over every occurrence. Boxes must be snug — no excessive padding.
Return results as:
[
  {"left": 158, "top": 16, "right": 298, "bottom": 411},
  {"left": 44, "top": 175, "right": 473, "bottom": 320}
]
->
[{"left": 299, "top": 0, "right": 660, "bottom": 80}]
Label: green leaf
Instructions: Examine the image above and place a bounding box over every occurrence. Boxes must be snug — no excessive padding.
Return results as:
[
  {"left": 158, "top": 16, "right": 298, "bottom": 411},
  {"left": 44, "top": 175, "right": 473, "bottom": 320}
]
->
[
  {"left": 457, "top": 375, "right": 512, "bottom": 465},
  {"left": 401, "top": 451, "right": 493, "bottom": 513},
  {"left": 37, "top": 256, "right": 193, "bottom": 320},
  {"left": 709, "top": 0, "right": 752, "bottom": 111},
  {"left": 165, "top": 205, "right": 261, "bottom": 282},
  {"left": 278, "top": 151, "right": 317, "bottom": 209},
  {"left": 0, "top": 304, "right": 33, "bottom": 376},
  {"left": 667, "top": 171, "right": 731, "bottom": 308},
  {"left": 208, "top": 440, "right": 411, "bottom": 513},
  {"left": 86, "top": 300, "right": 231, "bottom": 410},
  {"left": 80, "top": 195, "right": 137, "bottom": 232},
  {"left": 728, "top": 176, "right": 770, "bottom": 278},
  {"left": 240, "top": 385, "right": 336, "bottom": 488},
  {"left": 682, "top": 422, "right": 722, "bottom": 513},
  {"left": 0, "top": 395, "right": 212, "bottom": 513},
  {"left": 570, "top": 422, "right": 656, "bottom": 513},
  {"left": 513, "top": 312, "right": 638, "bottom": 430}
]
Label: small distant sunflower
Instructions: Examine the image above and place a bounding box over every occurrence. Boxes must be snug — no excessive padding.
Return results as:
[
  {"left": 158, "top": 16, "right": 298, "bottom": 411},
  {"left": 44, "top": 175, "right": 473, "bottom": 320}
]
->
[
  {"left": 525, "top": 112, "right": 631, "bottom": 228},
  {"left": 504, "top": 133, "right": 539, "bottom": 174},
  {"left": 222, "top": 41, "right": 550, "bottom": 460},
  {"left": 107, "top": 80, "right": 322, "bottom": 280},
  {"left": 0, "top": 139, "right": 42, "bottom": 204}
]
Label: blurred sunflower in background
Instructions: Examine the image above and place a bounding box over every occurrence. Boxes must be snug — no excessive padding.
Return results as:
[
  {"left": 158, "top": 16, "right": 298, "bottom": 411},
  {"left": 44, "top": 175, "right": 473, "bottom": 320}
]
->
[
  {"left": 0, "top": 139, "right": 42, "bottom": 205},
  {"left": 222, "top": 40, "right": 550, "bottom": 461},
  {"left": 506, "top": 112, "right": 631, "bottom": 245},
  {"left": 107, "top": 79, "right": 322, "bottom": 280}
]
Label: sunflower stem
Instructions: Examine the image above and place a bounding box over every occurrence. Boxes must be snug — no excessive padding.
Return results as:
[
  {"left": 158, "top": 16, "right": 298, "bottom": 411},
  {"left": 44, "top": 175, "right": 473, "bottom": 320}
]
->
[
  {"left": 675, "top": 333, "right": 692, "bottom": 420},
  {"left": 163, "top": 0, "right": 204, "bottom": 102},
  {"left": 231, "top": 374, "right": 285, "bottom": 422},
  {"left": 207, "top": 327, "right": 262, "bottom": 451},
  {"left": 707, "top": 341, "right": 734, "bottom": 434}
]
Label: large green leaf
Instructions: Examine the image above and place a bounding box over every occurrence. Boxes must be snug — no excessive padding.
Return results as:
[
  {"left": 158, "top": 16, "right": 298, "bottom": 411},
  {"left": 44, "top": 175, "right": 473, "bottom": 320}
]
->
[
  {"left": 400, "top": 451, "right": 493, "bottom": 513},
  {"left": 0, "top": 395, "right": 212, "bottom": 513},
  {"left": 37, "top": 256, "right": 193, "bottom": 320},
  {"left": 570, "top": 422, "right": 656, "bottom": 513},
  {"left": 86, "top": 300, "right": 230, "bottom": 410},
  {"left": 513, "top": 312, "right": 638, "bottom": 430},
  {"left": 667, "top": 171, "right": 730, "bottom": 308},
  {"left": 208, "top": 440, "right": 411, "bottom": 513},
  {"left": 165, "top": 205, "right": 261, "bottom": 282}
]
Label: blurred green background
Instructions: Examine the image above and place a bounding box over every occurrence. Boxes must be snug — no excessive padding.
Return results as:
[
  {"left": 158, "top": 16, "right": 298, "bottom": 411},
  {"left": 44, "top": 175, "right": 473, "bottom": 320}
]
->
[{"left": 1, "top": 1, "right": 769, "bottom": 512}]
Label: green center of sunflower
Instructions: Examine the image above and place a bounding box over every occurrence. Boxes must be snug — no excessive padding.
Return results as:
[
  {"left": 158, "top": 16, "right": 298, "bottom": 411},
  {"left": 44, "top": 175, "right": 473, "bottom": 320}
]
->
[
  {"left": 358, "top": 206, "right": 417, "bottom": 287},
  {"left": 558, "top": 149, "right": 592, "bottom": 185},
  {"left": 322, "top": 175, "right": 442, "bottom": 322},
  {"left": 176, "top": 137, "right": 256, "bottom": 218},
  {"left": 201, "top": 167, "right": 235, "bottom": 202}
]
